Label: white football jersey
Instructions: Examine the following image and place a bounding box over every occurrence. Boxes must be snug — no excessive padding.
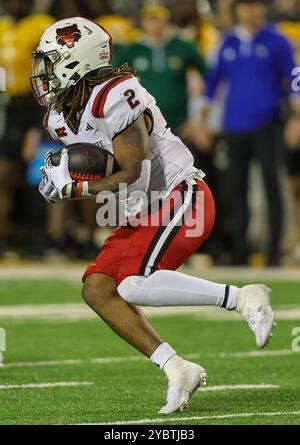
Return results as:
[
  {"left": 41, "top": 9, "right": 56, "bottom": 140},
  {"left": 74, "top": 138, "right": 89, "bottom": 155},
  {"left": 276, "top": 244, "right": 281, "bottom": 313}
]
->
[{"left": 45, "top": 75, "right": 200, "bottom": 198}]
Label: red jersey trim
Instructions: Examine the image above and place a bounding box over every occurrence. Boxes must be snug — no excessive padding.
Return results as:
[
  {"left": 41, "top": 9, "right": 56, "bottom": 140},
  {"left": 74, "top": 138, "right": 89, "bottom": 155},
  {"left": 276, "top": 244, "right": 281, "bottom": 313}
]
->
[{"left": 92, "top": 75, "right": 132, "bottom": 119}]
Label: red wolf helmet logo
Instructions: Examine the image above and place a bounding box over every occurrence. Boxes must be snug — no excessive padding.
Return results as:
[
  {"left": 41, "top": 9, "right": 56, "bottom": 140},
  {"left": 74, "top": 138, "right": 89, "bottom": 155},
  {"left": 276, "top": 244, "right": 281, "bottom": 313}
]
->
[{"left": 56, "top": 24, "right": 81, "bottom": 48}]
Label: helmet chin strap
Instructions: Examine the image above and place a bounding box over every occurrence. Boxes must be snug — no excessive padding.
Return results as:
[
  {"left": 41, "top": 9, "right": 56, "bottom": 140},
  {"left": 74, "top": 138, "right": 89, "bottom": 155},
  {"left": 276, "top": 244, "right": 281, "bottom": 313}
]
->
[{"left": 68, "top": 79, "right": 77, "bottom": 87}]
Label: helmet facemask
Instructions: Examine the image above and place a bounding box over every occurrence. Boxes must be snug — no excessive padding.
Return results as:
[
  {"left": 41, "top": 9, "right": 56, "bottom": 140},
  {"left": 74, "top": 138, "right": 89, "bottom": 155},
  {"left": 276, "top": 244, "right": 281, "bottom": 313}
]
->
[{"left": 30, "top": 51, "right": 62, "bottom": 105}]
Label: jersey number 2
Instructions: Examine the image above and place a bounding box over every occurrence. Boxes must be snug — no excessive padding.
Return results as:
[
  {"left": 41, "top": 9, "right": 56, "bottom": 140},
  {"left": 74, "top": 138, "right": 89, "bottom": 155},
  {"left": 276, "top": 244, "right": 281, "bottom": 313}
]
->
[{"left": 124, "top": 89, "right": 140, "bottom": 110}]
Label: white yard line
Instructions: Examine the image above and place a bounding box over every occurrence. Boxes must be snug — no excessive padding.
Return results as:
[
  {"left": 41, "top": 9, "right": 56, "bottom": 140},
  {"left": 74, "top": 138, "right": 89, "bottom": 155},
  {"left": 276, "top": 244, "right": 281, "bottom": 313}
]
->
[
  {"left": 187, "top": 349, "right": 297, "bottom": 359},
  {"left": 79, "top": 410, "right": 300, "bottom": 425},
  {"left": 2, "top": 356, "right": 145, "bottom": 369},
  {"left": 0, "top": 381, "right": 277, "bottom": 393},
  {"left": 1, "top": 349, "right": 298, "bottom": 370},
  {"left": 198, "top": 384, "right": 279, "bottom": 392},
  {"left": 0, "top": 263, "right": 300, "bottom": 281},
  {"left": 0, "top": 381, "right": 94, "bottom": 390},
  {"left": 0, "top": 264, "right": 84, "bottom": 280},
  {"left": 0, "top": 303, "right": 299, "bottom": 321},
  {"left": 0, "top": 303, "right": 94, "bottom": 320},
  {"left": 3, "top": 358, "right": 87, "bottom": 368}
]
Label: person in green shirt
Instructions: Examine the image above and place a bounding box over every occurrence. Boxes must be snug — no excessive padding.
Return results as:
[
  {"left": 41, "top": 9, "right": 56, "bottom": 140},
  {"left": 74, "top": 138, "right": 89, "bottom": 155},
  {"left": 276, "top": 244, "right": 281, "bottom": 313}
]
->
[
  {"left": 114, "top": 4, "right": 207, "bottom": 132},
  {"left": 114, "top": 5, "right": 220, "bottom": 260}
]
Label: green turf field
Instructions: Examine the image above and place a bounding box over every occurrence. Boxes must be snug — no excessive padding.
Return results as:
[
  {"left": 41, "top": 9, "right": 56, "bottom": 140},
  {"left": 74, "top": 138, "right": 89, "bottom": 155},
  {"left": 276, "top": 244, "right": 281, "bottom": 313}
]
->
[{"left": 0, "top": 275, "right": 299, "bottom": 425}]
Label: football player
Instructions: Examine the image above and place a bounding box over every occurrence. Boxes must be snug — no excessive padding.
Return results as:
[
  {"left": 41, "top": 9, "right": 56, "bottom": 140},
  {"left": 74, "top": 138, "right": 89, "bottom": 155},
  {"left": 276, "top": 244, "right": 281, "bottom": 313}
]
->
[{"left": 32, "top": 18, "right": 275, "bottom": 414}]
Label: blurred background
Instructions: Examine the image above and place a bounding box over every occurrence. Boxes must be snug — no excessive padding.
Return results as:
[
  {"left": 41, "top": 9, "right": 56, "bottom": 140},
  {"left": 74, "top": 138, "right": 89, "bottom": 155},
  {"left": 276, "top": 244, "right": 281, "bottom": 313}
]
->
[{"left": 0, "top": 0, "right": 300, "bottom": 268}]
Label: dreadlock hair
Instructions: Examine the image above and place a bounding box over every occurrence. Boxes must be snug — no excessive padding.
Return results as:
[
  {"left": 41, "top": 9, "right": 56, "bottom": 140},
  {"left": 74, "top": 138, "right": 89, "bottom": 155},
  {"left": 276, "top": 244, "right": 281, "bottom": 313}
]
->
[{"left": 51, "top": 63, "right": 138, "bottom": 123}]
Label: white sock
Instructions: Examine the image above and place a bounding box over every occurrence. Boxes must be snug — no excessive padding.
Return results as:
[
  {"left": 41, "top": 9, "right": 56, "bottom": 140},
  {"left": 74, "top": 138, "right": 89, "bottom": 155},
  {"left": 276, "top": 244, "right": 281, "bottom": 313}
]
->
[
  {"left": 118, "top": 270, "right": 237, "bottom": 310},
  {"left": 150, "top": 342, "right": 177, "bottom": 369}
]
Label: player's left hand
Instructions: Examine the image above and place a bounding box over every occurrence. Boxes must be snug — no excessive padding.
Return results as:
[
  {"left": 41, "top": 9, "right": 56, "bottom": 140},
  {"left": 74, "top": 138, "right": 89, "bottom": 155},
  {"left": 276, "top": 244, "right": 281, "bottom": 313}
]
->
[
  {"left": 39, "top": 167, "right": 60, "bottom": 203},
  {"left": 44, "top": 149, "right": 73, "bottom": 198}
]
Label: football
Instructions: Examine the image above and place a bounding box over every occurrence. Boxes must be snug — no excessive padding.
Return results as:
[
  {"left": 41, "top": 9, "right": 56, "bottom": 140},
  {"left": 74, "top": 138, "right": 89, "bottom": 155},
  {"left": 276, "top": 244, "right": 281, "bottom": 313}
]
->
[{"left": 50, "top": 142, "right": 121, "bottom": 181}]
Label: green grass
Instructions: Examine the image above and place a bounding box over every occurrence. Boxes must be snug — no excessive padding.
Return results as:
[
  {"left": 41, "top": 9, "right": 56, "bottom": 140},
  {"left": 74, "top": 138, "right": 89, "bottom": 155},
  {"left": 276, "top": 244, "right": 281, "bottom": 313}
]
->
[
  {"left": 0, "top": 280, "right": 82, "bottom": 305},
  {"left": 0, "top": 279, "right": 300, "bottom": 425}
]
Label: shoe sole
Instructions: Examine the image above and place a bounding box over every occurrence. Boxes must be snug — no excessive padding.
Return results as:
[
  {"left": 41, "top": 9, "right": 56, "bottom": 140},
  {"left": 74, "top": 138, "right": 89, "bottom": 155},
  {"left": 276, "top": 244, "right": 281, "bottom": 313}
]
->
[{"left": 178, "top": 371, "right": 207, "bottom": 412}]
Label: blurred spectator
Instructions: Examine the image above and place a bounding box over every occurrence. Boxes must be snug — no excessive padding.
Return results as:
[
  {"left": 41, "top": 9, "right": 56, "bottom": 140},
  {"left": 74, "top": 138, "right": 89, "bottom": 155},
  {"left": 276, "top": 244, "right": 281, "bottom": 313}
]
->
[
  {"left": 23, "top": 128, "right": 67, "bottom": 258},
  {"left": 96, "top": 15, "right": 140, "bottom": 50},
  {"left": 170, "top": 0, "right": 220, "bottom": 58},
  {"left": 48, "top": 0, "right": 113, "bottom": 20},
  {"left": 78, "top": 0, "right": 113, "bottom": 19},
  {"left": 273, "top": 0, "right": 300, "bottom": 63},
  {"left": 272, "top": 0, "right": 300, "bottom": 22},
  {"left": 215, "top": 0, "right": 235, "bottom": 31},
  {"left": 114, "top": 2, "right": 227, "bottom": 259},
  {"left": 201, "top": 0, "right": 300, "bottom": 266},
  {"left": 0, "top": 0, "right": 54, "bottom": 257},
  {"left": 48, "top": 0, "right": 81, "bottom": 19},
  {"left": 271, "top": 0, "right": 300, "bottom": 262},
  {"left": 114, "top": 4, "right": 209, "bottom": 166}
]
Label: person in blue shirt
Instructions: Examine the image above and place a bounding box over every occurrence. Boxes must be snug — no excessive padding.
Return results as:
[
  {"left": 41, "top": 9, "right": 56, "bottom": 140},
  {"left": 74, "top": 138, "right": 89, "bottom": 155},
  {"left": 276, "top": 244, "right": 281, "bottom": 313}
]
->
[{"left": 201, "top": 0, "right": 300, "bottom": 266}]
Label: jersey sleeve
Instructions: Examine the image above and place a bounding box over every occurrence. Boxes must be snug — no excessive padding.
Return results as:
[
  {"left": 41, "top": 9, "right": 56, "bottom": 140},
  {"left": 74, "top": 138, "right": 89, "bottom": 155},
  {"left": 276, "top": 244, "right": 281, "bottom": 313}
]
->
[{"left": 92, "top": 75, "right": 148, "bottom": 138}]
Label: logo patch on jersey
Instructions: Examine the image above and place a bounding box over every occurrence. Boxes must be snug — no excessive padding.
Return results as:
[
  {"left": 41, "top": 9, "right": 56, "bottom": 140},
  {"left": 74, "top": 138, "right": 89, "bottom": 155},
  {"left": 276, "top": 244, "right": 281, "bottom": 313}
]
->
[
  {"left": 55, "top": 127, "right": 68, "bottom": 138},
  {"left": 223, "top": 47, "right": 237, "bottom": 62},
  {"left": 95, "top": 140, "right": 105, "bottom": 148},
  {"left": 86, "top": 123, "right": 94, "bottom": 131},
  {"left": 255, "top": 45, "right": 269, "bottom": 58},
  {"left": 56, "top": 24, "right": 81, "bottom": 48}
]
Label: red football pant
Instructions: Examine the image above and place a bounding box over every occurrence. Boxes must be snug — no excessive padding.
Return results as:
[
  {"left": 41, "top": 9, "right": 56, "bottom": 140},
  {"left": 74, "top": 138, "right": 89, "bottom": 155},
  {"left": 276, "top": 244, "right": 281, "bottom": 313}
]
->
[{"left": 83, "top": 179, "right": 215, "bottom": 287}]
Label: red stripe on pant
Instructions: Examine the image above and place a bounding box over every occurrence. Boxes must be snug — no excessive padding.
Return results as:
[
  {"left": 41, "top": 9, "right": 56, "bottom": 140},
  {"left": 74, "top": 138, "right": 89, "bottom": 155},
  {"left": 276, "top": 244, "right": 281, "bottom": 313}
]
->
[{"left": 82, "top": 179, "right": 215, "bottom": 286}]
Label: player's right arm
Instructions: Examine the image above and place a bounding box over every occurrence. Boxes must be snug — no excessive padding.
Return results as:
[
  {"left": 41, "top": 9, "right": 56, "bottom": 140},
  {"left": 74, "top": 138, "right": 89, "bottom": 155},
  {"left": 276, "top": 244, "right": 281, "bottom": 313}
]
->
[
  {"left": 66, "top": 76, "right": 152, "bottom": 198},
  {"left": 73, "top": 115, "right": 151, "bottom": 196}
]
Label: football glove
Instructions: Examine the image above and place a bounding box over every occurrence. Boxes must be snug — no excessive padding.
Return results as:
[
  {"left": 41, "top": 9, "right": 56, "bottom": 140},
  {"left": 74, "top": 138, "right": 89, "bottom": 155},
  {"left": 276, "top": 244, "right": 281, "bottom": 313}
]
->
[
  {"left": 39, "top": 167, "right": 60, "bottom": 203},
  {"left": 44, "top": 149, "right": 73, "bottom": 198}
]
